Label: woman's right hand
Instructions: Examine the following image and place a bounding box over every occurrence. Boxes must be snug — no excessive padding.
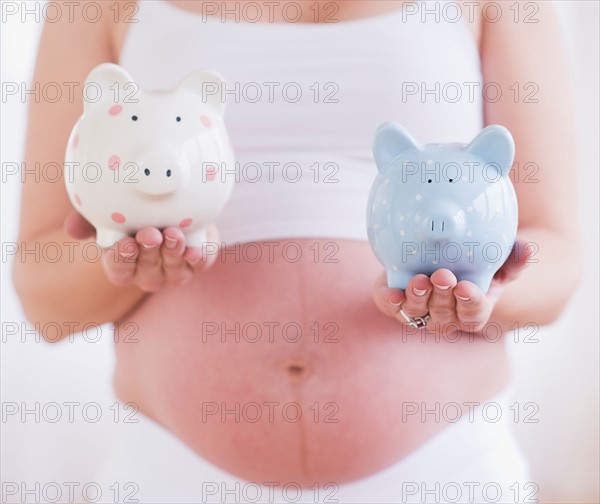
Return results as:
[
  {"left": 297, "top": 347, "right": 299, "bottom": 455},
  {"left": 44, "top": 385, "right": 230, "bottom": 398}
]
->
[{"left": 64, "top": 210, "right": 219, "bottom": 292}]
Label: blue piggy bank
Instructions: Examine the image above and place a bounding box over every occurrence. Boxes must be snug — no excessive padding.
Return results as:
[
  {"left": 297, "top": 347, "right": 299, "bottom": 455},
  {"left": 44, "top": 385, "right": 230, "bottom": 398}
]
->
[{"left": 366, "top": 122, "right": 518, "bottom": 293}]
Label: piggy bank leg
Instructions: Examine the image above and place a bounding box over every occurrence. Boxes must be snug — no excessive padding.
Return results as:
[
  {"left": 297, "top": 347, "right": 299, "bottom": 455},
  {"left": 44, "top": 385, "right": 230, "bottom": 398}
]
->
[
  {"left": 185, "top": 228, "right": 209, "bottom": 248},
  {"left": 386, "top": 269, "right": 413, "bottom": 291},
  {"left": 96, "top": 228, "right": 128, "bottom": 249}
]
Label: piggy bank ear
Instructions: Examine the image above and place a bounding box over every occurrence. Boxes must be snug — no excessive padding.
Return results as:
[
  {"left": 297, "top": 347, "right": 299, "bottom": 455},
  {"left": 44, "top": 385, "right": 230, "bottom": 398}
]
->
[
  {"left": 83, "top": 63, "right": 135, "bottom": 114},
  {"left": 176, "top": 69, "right": 226, "bottom": 116},
  {"left": 373, "top": 122, "right": 420, "bottom": 171},
  {"left": 464, "top": 125, "right": 515, "bottom": 178}
]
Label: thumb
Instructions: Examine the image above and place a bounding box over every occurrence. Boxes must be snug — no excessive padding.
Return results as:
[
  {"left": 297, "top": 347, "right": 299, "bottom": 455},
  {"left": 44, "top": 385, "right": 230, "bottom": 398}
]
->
[
  {"left": 63, "top": 210, "right": 96, "bottom": 240},
  {"left": 495, "top": 239, "right": 534, "bottom": 283}
]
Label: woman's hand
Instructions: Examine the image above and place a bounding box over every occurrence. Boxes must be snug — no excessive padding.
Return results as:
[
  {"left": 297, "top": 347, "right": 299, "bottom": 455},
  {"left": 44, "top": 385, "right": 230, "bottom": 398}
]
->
[
  {"left": 372, "top": 240, "right": 533, "bottom": 334},
  {"left": 64, "top": 210, "right": 219, "bottom": 292}
]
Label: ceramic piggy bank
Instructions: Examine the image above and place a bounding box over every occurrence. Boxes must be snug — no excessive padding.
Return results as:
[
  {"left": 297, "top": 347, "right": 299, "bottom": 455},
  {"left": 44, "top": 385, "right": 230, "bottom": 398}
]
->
[
  {"left": 64, "top": 63, "right": 235, "bottom": 248},
  {"left": 366, "top": 123, "right": 518, "bottom": 293}
]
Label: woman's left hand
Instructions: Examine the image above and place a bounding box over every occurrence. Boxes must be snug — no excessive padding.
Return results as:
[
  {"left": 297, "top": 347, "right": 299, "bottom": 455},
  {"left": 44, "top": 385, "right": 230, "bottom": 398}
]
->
[{"left": 372, "top": 240, "right": 533, "bottom": 334}]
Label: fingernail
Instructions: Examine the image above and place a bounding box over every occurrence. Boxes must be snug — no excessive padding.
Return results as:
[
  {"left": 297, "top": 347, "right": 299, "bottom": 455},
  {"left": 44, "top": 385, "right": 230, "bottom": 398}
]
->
[
  {"left": 456, "top": 295, "right": 471, "bottom": 302},
  {"left": 165, "top": 237, "right": 177, "bottom": 249},
  {"left": 388, "top": 298, "right": 402, "bottom": 307},
  {"left": 141, "top": 243, "right": 157, "bottom": 249},
  {"left": 413, "top": 287, "right": 428, "bottom": 297},
  {"left": 187, "top": 255, "right": 202, "bottom": 265},
  {"left": 119, "top": 251, "right": 134, "bottom": 258},
  {"left": 434, "top": 284, "right": 451, "bottom": 291}
]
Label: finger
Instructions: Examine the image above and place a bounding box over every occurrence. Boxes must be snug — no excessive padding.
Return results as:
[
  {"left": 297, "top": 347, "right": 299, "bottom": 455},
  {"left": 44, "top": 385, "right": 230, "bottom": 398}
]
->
[
  {"left": 161, "top": 227, "right": 193, "bottom": 286},
  {"left": 428, "top": 269, "right": 458, "bottom": 326},
  {"left": 454, "top": 280, "right": 490, "bottom": 330},
  {"left": 64, "top": 210, "right": 95, "bottom": 239},
  {"left": 495, "top": 239, "right": 533, "bottom": 284},
  {"left": 372, "top": 270, "right": 406, "bottom": 317},
  {"left": 101, "top": 237, "right": 139, "bottom": 286},
  {"left": 134, "top": 227, "right": 165, "bottom": 292},
  {"left": 400, "top": 274, "right": 432, "bottom": 319},
  {"left": 183, "top": 224, "right": 221, "bottom": 273}
]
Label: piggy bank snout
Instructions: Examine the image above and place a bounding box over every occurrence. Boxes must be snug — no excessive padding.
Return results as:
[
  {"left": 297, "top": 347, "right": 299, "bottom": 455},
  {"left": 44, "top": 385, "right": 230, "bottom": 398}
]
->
[
  {"left": 135, "top": 149, "right": 187, "bottom": 196},
  {"left": 420, "top": 202, "right": 465, "bottom": 240}
]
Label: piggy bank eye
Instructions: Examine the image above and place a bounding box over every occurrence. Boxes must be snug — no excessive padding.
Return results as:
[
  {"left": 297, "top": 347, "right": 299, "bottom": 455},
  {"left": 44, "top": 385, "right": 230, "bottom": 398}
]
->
[
  {"left": 176, "top": 116, "right": 182, "bottom": 122},
  {"left": 131, "top": 115, "right": 138, "bottom": 121}
]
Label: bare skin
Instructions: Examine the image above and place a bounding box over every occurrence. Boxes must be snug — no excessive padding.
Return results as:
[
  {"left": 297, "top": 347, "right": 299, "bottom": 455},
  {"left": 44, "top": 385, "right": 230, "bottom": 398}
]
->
[{"left": 14, "top": 0, "right": 581, "bottom": 486}]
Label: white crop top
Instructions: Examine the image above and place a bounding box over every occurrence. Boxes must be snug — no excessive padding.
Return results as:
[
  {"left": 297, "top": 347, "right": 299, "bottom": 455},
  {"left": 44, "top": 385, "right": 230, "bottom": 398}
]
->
[{"left": 119, "top": 0, "right": 484, "bottom": 245}]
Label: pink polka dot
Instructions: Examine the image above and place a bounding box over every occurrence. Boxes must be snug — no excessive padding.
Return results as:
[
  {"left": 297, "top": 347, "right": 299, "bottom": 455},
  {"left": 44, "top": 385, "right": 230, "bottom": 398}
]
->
[
  {"left": 108, "top": 155, "right": 120, "bottom": 170},
  {"left": 74, "top": 194, "right": 82, "bottom": 206},
  {"left": 201, "top": 115, "right": 212, "bottom": 128},
  {"left": 73, "top": 134, "right": 79, "bottom": 148},
  {"left": 206, "top": 166, "right": 217, "bottom": 182},
  {"left": 109, "top": 105, "right": 122, "bottom": 116},
  {"left": 111, "top": 213, "right": 126, "bottom": 224},
  {"left": 179, "top": 218, "right": 193, "bottom": 228}
]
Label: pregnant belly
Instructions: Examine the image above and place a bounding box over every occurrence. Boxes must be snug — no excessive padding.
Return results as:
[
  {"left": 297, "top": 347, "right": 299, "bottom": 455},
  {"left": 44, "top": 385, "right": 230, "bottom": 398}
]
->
[{"left": 113, "top": 238, "right": 509, "bottom": 486}]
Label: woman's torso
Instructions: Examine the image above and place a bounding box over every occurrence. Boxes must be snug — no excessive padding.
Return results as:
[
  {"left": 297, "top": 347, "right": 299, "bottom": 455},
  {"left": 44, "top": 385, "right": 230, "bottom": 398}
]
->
[{"left": 111, "top": 0, "right": 509, "bottom": 485}]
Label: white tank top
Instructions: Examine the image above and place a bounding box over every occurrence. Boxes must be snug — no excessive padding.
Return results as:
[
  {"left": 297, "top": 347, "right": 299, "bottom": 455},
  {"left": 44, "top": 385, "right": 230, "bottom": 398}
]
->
[{"left": 119, "top": 0, "right": 483, "bottom": 244}]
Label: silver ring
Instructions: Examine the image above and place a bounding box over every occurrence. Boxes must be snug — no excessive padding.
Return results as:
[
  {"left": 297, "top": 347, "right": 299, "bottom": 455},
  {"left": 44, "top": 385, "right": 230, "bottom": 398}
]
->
[{"left": 398, "top": 305, "right": 430, "bottom": 329}]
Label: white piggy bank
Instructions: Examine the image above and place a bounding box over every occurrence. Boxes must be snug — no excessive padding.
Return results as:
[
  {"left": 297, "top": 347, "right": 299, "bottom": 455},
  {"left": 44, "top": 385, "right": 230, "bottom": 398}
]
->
[{"left": 64, "top": 63, "right": 235, "bottom": 248}]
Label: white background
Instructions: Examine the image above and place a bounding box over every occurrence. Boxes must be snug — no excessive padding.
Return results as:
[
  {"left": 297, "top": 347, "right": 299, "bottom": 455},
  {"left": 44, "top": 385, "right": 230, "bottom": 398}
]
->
[{"left": 1, "top": 1, "right": 598, "bottom": 502}]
